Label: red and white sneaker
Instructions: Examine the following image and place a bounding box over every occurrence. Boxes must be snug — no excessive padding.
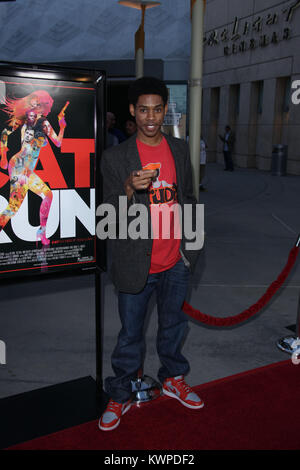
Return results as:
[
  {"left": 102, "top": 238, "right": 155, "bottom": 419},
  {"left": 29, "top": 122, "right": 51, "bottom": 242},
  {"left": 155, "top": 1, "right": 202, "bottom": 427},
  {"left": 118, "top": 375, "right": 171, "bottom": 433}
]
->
[
  {"left": 98, "top": 398, "right": 132, "bottom": 431},
  {"left": 162, "top": 375, "right": 204, "bottom": 409}
]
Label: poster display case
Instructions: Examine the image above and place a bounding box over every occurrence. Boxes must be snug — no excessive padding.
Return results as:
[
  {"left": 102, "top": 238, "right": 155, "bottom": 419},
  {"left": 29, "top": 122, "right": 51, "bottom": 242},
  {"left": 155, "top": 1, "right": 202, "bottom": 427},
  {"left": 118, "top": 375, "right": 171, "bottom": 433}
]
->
[{"left": 0, "top": 63, "right": 105, "bottom": 278}]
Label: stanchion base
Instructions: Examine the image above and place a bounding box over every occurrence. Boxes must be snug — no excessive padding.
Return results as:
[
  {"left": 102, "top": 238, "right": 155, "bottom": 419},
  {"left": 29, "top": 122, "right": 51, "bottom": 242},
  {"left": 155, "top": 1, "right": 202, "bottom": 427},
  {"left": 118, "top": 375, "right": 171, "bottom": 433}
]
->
[
  {"left": 131, "top": 375, "right": 162, "bottom": 406},
  {"left": 277, "top": 336, "right": 300, "bottom": 354}
]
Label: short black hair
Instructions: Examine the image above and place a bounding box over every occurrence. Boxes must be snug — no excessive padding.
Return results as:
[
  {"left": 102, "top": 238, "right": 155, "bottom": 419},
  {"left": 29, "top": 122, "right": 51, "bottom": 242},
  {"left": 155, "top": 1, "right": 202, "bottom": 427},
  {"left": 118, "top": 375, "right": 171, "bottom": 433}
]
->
[
  {"left": 34, "top": 130, "right": 45, "bottom": 139},
  {"left": 128, "top": 76, "right": 168, "bottom": 106}
]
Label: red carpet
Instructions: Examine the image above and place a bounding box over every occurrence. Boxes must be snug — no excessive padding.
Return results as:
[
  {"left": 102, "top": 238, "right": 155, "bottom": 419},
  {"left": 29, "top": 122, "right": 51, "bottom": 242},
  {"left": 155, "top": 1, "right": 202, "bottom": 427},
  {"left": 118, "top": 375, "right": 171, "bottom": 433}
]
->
[{"left": 7, "top": 360, "right": 300, "bottom": 450}]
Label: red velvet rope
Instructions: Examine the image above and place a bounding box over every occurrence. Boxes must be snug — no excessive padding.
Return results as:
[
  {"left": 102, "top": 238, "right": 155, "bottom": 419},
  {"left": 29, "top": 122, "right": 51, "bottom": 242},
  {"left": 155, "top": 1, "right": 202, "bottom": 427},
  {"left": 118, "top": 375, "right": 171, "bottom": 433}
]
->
[{"left": 183, "top": 245, "right": 300, "bottom": 327}]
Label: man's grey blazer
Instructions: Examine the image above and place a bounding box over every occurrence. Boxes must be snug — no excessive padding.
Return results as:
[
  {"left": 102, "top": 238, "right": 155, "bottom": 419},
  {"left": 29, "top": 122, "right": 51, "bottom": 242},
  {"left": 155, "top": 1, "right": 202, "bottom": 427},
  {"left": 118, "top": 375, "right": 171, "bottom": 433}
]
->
[{"left": 100, "top": 133, "right": 201, "bottom": 294}]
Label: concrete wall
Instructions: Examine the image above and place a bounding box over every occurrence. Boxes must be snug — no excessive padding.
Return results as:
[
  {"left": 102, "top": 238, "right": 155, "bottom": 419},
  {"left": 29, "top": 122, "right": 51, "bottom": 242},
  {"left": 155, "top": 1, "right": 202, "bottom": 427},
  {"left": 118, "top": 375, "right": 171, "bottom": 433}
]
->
[{"left": 202, "top": 0, "right": 300, "bottom": 175}]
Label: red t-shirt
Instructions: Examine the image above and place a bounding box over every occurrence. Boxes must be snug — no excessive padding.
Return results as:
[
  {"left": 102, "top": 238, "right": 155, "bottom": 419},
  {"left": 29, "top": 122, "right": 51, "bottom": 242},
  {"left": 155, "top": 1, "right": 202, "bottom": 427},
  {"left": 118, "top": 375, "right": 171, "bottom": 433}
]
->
[{"left": 136, "top": 137, "right": 181, "bottom": 273}]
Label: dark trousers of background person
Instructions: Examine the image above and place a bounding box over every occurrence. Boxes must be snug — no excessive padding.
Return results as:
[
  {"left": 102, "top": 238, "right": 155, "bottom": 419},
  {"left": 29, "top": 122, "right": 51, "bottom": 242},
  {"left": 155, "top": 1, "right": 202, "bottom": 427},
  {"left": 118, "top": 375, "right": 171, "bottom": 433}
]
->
[
  {"left": 200, "top": 164, "right": 206, "bottom": 184},
  {"left": 223, "top": 150, "right": 234, "bottom": 171}
]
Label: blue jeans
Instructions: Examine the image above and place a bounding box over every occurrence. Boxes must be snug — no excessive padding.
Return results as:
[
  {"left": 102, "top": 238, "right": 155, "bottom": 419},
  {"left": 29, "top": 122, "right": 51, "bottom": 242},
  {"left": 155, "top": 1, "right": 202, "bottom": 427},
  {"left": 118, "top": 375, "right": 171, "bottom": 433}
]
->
[{"left": 105, "top": 258, "right": 190, "bottom": 403}]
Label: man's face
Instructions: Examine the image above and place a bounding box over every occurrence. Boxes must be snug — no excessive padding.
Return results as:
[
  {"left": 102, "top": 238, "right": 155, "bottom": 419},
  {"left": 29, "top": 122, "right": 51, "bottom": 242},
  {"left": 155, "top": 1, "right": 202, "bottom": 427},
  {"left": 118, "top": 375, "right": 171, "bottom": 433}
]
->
[
  {"left": 129, "top": 94, "right": 167, "bottom": 145},
  {"left": 24, "top": 129, "right": 34, "bottom": 143},
  {"left": 106, "top": 112, "right": 116, "bottom": 129},
  {"left": 125, "top": 120, "right": 137, "bottom": 136}
]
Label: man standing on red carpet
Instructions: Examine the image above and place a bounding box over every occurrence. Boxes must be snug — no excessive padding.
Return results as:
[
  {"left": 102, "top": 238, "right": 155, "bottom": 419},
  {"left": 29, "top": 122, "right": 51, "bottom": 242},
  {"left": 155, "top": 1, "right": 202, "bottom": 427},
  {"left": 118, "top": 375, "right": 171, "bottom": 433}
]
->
[{"left": 99, "top": 77, "right": 204, "bottom": 432}]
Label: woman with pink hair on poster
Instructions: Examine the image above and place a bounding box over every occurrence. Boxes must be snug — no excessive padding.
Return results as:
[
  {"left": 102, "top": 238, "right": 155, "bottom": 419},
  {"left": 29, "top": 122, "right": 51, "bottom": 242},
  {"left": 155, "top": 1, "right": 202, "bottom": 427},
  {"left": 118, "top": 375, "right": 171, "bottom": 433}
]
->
[{"left": 0, "top": 90, "right": 68, "bottom": 246}]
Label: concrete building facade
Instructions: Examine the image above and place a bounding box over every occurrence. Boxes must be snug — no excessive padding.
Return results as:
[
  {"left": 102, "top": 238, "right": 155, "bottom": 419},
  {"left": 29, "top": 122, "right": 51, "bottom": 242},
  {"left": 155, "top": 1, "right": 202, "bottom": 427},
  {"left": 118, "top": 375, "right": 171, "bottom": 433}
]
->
[{"left": 202, "top": 0, "right": 300, "bottom": 175}]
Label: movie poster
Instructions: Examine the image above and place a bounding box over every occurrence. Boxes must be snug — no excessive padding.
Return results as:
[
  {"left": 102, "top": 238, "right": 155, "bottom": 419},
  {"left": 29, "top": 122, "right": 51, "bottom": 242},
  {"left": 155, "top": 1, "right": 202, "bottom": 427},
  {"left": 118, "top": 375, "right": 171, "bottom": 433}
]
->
[{"left": 0, "top": 75, "right": 97, "bottom": 276}]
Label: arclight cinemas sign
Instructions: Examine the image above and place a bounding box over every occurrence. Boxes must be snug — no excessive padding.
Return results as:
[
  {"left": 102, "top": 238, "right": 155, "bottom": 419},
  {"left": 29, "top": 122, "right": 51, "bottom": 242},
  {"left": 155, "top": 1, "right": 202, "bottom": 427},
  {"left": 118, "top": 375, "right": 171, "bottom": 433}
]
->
[{"left": 204, "top": 0, "right": 300, "bottom": 56}]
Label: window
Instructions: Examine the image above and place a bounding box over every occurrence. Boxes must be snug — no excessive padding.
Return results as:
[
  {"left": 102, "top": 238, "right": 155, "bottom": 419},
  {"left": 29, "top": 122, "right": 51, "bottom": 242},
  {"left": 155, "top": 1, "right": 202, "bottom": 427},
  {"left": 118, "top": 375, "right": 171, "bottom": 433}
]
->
[{"left": 257, "top": 80, "right": 264, "bottom": 114}]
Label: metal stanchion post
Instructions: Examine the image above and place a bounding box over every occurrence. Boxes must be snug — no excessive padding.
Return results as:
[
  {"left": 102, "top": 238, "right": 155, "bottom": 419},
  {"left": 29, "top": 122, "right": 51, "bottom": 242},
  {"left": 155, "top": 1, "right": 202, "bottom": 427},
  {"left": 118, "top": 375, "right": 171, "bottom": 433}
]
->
[
  {"left": 131, "top": 368, "right": 162, "bottom": 406},
  {"left": 276, "top": 235, "right": 300, "bottom": 356},
  {"left": 95, "top": 266, "right": 104, "bottom": 404},
  {"left": 277, "top": 289, "right": 300, "bottom": 355}
]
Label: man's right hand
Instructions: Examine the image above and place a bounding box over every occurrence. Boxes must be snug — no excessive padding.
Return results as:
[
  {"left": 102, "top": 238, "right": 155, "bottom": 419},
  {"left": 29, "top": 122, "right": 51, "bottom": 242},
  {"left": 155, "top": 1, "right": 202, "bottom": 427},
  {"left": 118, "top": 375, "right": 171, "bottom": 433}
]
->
[{"left": 124, "top": 169, "right": 157, "bottom": 200}]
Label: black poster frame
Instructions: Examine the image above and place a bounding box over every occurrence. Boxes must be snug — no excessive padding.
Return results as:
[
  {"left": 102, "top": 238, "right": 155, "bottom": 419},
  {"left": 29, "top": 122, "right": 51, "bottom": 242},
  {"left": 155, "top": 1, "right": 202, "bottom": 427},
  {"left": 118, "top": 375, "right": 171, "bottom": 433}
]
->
[
  {"left": 0, "top": 62, "right": 106, "bottom": 396},
  {"left": 0, "top": 62, "right": 106, "bottom": 279}
]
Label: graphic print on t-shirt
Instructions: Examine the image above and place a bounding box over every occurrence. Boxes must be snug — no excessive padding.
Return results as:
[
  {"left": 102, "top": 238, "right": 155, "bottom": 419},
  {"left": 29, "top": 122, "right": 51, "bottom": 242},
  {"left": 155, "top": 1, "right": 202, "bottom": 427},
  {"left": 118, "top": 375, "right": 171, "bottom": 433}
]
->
[
  {"left": 142, "top": 162, "right": 178, "bottom": 206},
  {"left": 137, "top": 136, "right": 182, "bottom": 273}
]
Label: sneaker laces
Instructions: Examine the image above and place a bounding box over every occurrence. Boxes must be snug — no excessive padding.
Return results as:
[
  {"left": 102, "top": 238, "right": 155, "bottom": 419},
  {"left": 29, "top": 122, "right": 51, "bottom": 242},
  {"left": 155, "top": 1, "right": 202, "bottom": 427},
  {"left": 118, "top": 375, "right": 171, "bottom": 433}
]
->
[
  {"left": 175, "top": 377, "right": 193, "bottom": 394},
  {"left": 106, "top": 399, "right": 123, "bottom": 414}
]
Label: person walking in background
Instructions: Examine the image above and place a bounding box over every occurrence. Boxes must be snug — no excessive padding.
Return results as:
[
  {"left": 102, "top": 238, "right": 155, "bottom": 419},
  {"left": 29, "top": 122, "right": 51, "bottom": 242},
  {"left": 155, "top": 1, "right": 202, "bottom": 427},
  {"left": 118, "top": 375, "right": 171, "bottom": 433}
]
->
[
  {"left": 219, "top": 125, "right": 235, "bottom": 171},
  {"left": 199, "top": 135, "right": 207, "bottom": 191},
  {"left": 124, "top": 116, "right": 137, "bottom": 138},
  {"left": 106, "top": 111, "right": 126, "bottom": 147}
]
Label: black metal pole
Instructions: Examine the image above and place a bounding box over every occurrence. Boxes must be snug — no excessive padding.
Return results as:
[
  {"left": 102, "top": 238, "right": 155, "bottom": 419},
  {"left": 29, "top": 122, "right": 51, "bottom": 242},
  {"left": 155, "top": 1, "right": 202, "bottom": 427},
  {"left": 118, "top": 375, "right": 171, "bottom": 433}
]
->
[
  {"left": 95, "top": 266, "right": 103, "bottom": 400},
  {"left": 294, "top": 234, "right": 300, "bottom": 337},
  {"left": 296, "top": 290, "right": 300, "bottom": 338}
]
